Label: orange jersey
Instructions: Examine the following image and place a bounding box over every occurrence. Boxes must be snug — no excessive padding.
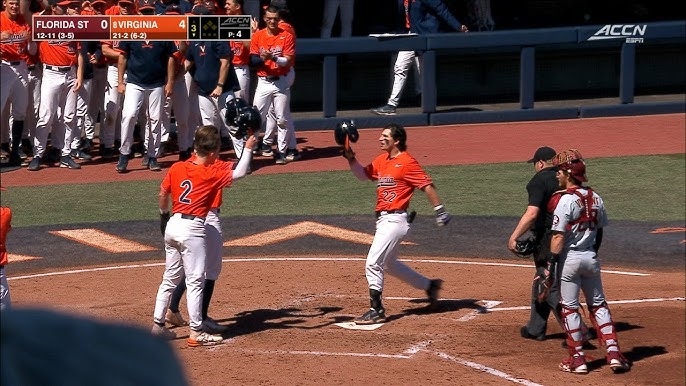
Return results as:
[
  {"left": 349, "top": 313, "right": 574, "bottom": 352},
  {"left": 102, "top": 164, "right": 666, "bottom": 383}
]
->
[
  {"left": 1, "top": 12, "right": 30, "bottom": 62},
  {"left": 364, "top": 152, "right": 433, "bottom": 212},
  {"left": 38, "top": 40, "right": 79, "bottom": 66},
  {"left": 188, "top": 154, "right": 229, "bottom": 209},
  {"left": 101, "top": 40, "right": 123, "bottom": 65},
  {"left": 0, "top": 207, "right": 11, "bottom": 267},
  {"left": 160, "top": 159, "right": 234, "bottom": 218},
  {"left": 229, "top": 40, "right": 249, "bottom": 66},
  {"left": 249, "top": 27, "right": 294, "bottom": 77},
  {"left": 105, "top": 5, "right": 121, "bottom": 15}
]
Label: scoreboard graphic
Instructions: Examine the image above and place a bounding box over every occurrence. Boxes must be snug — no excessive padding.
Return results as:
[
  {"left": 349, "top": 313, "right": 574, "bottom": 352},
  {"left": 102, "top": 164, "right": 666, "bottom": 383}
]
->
[{"left": 32, "top": 15, "right": 252, "bottom": 41}]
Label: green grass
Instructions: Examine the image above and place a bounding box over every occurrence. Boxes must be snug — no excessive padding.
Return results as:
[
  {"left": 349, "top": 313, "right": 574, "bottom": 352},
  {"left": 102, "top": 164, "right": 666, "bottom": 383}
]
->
[{"left": 1, "top": 154, "right": 684, "bottom": 227}]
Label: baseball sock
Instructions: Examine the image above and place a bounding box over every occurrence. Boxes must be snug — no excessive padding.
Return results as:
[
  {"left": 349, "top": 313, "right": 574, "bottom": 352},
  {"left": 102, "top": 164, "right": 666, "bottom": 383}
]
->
[
  {"left": 202, "top": 279, "right": 215, "bottom": 320},
  {"left": 169, "top": 279, "right": 186, "bottom": 313},
  {"left": 369, "top": 289, "right": 383, "bottom": 310},
  {"left": 10, "top": 120, "right": 24, "bottom": 157}
]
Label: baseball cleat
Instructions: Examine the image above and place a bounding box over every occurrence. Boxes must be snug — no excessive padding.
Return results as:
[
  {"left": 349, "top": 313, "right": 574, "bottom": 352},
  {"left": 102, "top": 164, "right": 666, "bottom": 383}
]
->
[
  {"left": 354, "top": 308, "right": 387, "bottom": 325},
  {"left": 371, "top": 104, "right": 396, "bottom": 116},
  {"left": 426, "top": 279, "right": 443, "bottom": 307},
  {"left": 285, "top": 149, "right": 301, "bottom": 162},
  {"left": 116, "top": 155, "right": 128, "bottom": 173},
  {"left": 27, "top": 156, "right": 41, "bottom": 171},
  {"left": 60, "top": 155, "right": 81, "bottom": 169},
  {"left": 607, "top": 351, "right": 632, "bottom": 373},
  {"left": 201, "top": 317, "right": 229, "bottom": 334},
  {"left": 187, "top": 330, "right": 224, "bottom": 347},
  {"left": 151, "top": 324, "right": 177, "bottom": 340},
  {"left": 165, "top": 309, "right": 188, "bottom": 327},
  {"left": 260, "top": 144, "right": 274, "bottom": 157},
  {"left": 559, "top": 354, "right": 588, "bottom": 374},
  {"left": 275, "top": 153, "right": 287, "bottom": 165},
  {"left": 70, "top": 149, "right": 92, "bottom": 160},
  {"left": 148, "top": 157, "right": 161, "bottom": 171}
]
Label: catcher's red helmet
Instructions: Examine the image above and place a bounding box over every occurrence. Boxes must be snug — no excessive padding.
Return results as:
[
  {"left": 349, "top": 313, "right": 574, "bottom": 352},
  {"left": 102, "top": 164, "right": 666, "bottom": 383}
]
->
[{"left": 553, "top": 149, "right": 587, "bottom": 182}]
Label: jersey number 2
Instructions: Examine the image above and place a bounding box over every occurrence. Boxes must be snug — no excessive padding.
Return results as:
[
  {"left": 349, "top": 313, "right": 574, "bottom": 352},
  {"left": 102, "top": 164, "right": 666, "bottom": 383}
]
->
[{"left": 179, "top": 180, "right": 192, "bottom": 204}]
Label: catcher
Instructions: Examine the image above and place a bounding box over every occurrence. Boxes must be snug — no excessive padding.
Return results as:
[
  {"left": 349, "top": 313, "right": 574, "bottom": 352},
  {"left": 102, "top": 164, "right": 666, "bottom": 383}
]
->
[{"left": 508, "top": 146, "right": 568, "bottom": 340}]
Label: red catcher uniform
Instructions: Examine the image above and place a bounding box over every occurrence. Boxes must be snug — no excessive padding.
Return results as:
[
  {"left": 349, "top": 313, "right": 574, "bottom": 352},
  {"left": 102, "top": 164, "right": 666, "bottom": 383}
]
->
[
  {"left": 153, "top": 157, "right": 235, "bottom": 337},
  {"left": 365, "top": 152, "right": 433, "bottom": 212}
]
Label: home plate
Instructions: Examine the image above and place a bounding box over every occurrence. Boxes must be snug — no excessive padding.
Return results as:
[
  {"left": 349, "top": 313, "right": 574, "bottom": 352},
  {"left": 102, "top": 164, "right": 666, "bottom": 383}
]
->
[{"left": 335, "top": 322, "right": 385, "bottom": 330}]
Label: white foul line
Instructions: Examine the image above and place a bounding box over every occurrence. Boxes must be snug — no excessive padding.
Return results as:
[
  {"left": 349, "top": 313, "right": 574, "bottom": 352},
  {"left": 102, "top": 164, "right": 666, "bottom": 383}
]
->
[
  {"left": 434, "top": 351, "right": 544, "bottom": 386},
  {"left": 7, "top": 256, "right": 651, "bottom": 281}
]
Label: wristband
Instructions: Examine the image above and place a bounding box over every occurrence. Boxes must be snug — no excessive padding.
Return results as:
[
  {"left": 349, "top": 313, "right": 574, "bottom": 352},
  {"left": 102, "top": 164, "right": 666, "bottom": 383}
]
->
[
  {"left": 216, "top": 82, "right": 224, "bottom": 87},
  {"left": 275, "top": 56, "right": 288, "bottom": 66},
  {"left": 160, "top": 209, "right": 169, "bottom": 215}
]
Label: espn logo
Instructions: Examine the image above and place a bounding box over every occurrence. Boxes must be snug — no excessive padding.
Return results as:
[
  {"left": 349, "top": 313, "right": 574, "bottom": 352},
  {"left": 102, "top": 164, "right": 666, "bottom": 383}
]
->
[{"left": 587, "top": 24, "right": 646, "bottom": 43}]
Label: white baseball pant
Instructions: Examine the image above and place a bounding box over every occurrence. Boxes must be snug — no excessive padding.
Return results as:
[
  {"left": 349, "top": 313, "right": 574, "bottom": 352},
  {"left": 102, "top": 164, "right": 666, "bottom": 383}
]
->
[
  {"left": 387, "top": 50, "right": 422, "bottom": 107},
  {"left": 24, "top": 65, "right": 42, "bottom": 142},
  {"left": 365, "top": 212, "right": 430, "bottom": 292},
  {"left": 101, "top": 65, "right": 123, "bottom": 149},
  {"left": 119, "top": 83, "right": 163, "bottom": 157},
  {"left": 233, "top": 64, "right": 251, "bottom": 102},
  {"left": 0, "top": 266, "right": 10, "bottom": 311},
  {"left": 253, "top": 75, "right": 290, "bottom": 155},
  {"left": 1, "top": 61, "right": 29, "bottom": 122},
  {"left": 153, "top": 213, "right": 207, "bottom": 331},
  {"left": 161, "top": 77, "right": 191, "bottom": 151},
  {"left": 72, "top": 77, "right": 92, "bottom": 150},
  {"left": 264, "top": 69, "right": 297, "bottom": 151},
  {"left": 33, "top": 65, "right": 78, "bottom": 158},
  {"left": 204, "top": 208, "right": 223, "bottom": 281}
]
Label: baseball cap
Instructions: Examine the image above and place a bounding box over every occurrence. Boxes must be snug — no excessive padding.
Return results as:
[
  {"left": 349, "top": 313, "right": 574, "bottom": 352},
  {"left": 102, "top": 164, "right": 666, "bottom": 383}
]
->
[
  {"left": 164, "top": 3, "right": 181, "bottom": 14},
  {"left": 191, "top": 5, "right": 211, "bottom": 15},
  {"left": 527, "top": 146, "right": 556, "bottom": 163},
  {"left": 137, "top": 0, "right": 154, "bottom": 9},
  {"left": 48, "top": 0, "right": 80, "bottom": 6}
]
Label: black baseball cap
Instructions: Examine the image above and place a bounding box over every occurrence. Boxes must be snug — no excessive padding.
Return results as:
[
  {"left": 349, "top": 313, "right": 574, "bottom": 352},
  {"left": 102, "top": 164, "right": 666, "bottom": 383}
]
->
[{"left": 527, "top": 146, "right": 556, "bottom": 163}]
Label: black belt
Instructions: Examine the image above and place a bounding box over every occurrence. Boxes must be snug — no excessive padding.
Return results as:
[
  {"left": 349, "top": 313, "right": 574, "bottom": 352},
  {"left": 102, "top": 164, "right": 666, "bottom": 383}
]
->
[
  {"left": 2, "top": 60, "right": 21, "bottom": 66},
  {"left": 27, "top": 65, "right": 36, "bottom": 71},
  {"left": 45, "top": 65, "right": 73, "bottom": 72},
  {"left": 376, "top": 210, "right": 406, "bottom": 218},
  {"left": 262, "top": 75, "right": 280, "bottom": 81},
  {"left": 177, "top": 213, "right": 203, "bottom": 220}
]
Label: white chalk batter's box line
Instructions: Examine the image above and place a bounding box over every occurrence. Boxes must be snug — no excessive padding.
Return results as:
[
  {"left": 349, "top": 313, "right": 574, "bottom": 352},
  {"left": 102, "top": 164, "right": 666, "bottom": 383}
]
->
[
  {"left": 8, "top": 256, "right": 653, "bottom": 281},
  {"left": 207, "top": 340, "right": 546, "bottom": 386}
]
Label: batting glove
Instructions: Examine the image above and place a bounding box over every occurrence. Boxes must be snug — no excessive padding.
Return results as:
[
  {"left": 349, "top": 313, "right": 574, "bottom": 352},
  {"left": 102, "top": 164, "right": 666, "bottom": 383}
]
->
[{"left": 434, "top": 204, "right": 452, "bottom": 226}]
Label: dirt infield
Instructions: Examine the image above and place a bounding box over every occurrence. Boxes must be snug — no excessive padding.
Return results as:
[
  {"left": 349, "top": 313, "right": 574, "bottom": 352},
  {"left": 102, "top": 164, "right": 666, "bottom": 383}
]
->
[{"left": 4, "top": 114, "right": 686, "bottom": 385}]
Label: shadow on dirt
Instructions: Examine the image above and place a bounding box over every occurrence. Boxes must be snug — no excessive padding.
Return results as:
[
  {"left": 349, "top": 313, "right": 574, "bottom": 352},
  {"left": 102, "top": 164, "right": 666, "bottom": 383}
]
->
[
  {"left": 215, "top": 306, "right": 346, "bottom": 337},
  {"left": 398, "top": 298, "right": 487, "bottom": 319}
]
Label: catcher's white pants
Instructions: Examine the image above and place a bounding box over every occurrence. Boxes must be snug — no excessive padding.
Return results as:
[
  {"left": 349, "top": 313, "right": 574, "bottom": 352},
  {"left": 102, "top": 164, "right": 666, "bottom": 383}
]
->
[
  {"left": 253, "top": 75, "right": 290, "bottom": 154},
  {"left": 34, "top": 65, "right": 78, "bottom": 157},
  {"left": 321, "top": 0, "right": 354, "bottom": 38},
  {"left": 0, "top": 266, "right": 10, "bottom": 311},
  {"left": 365, "top": 212, "right": 430, "bottom": 292},
  {"left": 154, "top": 214, "right": 207, "bottom": 331},
  {"left": 387, "top": 50, "right": 421, "bottom": 108},
  {"left": 204, "top": 208, "right": 223, "bottom": 281},
  {"left": 119, "top": 82, "right": 163, "bottom": 157}
]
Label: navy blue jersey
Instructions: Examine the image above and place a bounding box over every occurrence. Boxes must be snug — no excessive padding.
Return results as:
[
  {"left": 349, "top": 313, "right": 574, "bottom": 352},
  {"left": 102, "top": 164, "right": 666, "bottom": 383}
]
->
[
  {"left": 154, "top": 0, "right": 192, "bottom": 15},
  {"left": 119, "top": 41, "right": 177, "bottom": 88},
  {"left": 185, "top": 41, "right": 239, "bottom": 97},
  {"left": 80, "top": 41, "right": 101, "bottom": 80}
]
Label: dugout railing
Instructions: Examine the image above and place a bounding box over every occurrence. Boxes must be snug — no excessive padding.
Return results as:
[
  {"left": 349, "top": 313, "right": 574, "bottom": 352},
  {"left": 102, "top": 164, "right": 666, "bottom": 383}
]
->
[{"left": 288, "top": 21, "right": 685, "bottom": 130}]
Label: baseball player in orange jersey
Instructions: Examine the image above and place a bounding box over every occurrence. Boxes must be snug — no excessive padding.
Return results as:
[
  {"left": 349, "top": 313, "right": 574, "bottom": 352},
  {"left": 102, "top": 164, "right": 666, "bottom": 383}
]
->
[
  {"left": 152, "top": 125, "right": 257, "bottom": 346},
  {"left": 225, "top": 0, "right": 256, "bottom": 102},
  {"left": 1, "top": 0, "right": 31, "bottom": 167},
  {"left": 1, "top": 186, "right": 12, "bottom": 311},
  {"left": 342, "top": 123, "right": 451, "bottom": 324},
  {"left": 249, "top": 5, "right": 295, "bottom": 164},
  {"left": 27, "top": 0, "right": 84, "bottom": 171}
]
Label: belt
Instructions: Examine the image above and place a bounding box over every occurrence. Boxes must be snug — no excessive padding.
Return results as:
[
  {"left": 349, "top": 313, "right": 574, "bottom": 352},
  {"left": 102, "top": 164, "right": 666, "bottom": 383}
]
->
[
  {"left": 2, "top": 60, "right": 21, "bottom": 66},
  {"left": 376, "top": 210, "right": 406, "bottom": 218},
  {"left": 45, "top": 64, "right": 73, "bottom": 72},
  {"left": 261, "top": 75, "right": 280, "bottom": 81},
  {"left": 27, "top": 64, "right": 36, "bottom": 71},
  {"left": 179, "top": 213, "right": 202, "bottom": 220}
]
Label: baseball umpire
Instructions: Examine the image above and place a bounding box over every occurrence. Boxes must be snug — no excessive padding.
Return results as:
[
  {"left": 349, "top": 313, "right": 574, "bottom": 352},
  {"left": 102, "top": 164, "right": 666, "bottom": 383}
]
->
[{"left": 508, "top": 146, "right": 565, "bottom": 340}]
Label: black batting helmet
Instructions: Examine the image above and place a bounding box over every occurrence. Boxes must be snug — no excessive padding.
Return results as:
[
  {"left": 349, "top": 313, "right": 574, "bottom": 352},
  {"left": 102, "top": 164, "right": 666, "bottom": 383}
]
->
[
  {"left": 234, "top": 106, "right": 261, "bottom": 139},
  {"left": 224, "top": 97, "right": 250, "bottom": 127},
  {"left": 334, "top": 120, "right": 359, "bottom": 146}
]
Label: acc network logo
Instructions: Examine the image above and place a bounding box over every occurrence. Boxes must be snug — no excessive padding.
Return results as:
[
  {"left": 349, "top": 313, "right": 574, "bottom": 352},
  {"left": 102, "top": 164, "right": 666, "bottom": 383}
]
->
[{"left": 587, "top": 24, "right": 647, "bottom": 43}]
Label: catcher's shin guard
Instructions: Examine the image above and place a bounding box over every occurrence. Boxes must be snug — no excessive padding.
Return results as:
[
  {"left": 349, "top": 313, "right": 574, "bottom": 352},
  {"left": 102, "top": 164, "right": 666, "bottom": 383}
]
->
[
  {"left": 588, "top": 302, "right": 621, "bottom": 352},
  {"left": 560, "top": 304, "right": 586, "bottom": 355}
]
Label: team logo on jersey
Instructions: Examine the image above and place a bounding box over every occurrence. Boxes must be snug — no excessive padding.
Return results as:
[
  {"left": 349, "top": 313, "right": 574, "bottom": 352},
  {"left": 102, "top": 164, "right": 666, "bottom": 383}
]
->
[
  {"left": 377, "top": 177, "right": 397, "bottom": 187},
  {"left": 141, "top": 41, "right": 153, "bottom": 48},
  {"left": 199, "top": 45, "right": 206, "bottom": 56}
]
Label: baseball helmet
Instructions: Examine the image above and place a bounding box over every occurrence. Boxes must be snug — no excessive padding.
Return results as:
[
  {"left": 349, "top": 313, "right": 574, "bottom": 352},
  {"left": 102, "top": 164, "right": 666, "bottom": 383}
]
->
[
  {"left": 334, "top": 120, "right": 359, "bottom": 146},
  {"left": 234, "top": 106, "right": 261, "bottom": 139},
  {"left": 553, "top": 149, "right": 587, "bottom": 182},
  {"left": 224, "top": 97, "right": 250, "bottom": 127}
]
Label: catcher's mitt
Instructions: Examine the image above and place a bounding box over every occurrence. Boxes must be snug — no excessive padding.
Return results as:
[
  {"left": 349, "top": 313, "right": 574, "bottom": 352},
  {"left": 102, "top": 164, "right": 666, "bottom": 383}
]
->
[{"left": 514, "top": 237, "right": 538, "bottom": 257}]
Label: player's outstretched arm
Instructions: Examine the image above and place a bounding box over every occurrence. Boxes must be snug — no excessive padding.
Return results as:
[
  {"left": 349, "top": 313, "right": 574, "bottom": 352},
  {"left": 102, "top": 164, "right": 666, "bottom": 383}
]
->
[{"left": 232, "top": 135, "right": 257, "bottom": 181}]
